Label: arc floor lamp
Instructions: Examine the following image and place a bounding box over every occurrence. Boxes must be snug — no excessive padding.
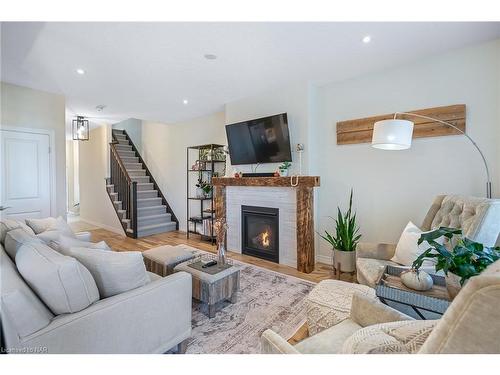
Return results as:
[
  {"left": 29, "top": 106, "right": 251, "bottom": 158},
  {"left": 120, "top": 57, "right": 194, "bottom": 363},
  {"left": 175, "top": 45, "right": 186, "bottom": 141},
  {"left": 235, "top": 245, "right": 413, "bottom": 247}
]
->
[{"left": 371, "top": 112, "right": 492, "bottom": 198}]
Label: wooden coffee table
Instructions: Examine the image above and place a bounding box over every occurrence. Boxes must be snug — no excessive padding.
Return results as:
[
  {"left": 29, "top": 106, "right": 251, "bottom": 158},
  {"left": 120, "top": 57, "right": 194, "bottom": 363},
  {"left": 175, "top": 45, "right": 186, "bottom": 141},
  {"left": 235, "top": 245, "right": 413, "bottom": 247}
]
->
[{"left": 174, "top": 259, "right": 240, "bottom": 318}]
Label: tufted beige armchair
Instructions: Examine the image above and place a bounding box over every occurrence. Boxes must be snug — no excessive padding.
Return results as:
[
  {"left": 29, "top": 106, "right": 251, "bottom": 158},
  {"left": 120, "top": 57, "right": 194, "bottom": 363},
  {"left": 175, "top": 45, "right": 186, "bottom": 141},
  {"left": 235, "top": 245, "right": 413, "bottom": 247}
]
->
[{"left": 356, "top": 195, "right": 500, "bottom": 287}]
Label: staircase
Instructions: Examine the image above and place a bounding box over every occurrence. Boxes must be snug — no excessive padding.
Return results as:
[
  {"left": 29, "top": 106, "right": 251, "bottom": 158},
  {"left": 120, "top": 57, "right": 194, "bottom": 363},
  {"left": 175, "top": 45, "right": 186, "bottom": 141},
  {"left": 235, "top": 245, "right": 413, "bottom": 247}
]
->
[{"left": 106, "top": 129, "right": 178, "bottom": 238}]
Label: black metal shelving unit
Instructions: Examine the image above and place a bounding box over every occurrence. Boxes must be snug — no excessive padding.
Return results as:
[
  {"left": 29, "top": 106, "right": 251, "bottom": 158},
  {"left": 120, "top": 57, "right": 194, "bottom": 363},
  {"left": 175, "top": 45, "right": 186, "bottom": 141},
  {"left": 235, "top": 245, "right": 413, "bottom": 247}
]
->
[{"left": 186, "top": 144, "right": 226, "bottom": 243}]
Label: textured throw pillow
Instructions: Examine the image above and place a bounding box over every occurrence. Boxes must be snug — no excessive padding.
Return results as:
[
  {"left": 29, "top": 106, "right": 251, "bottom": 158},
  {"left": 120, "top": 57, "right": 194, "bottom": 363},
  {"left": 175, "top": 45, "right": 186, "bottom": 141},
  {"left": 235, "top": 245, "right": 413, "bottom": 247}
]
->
[
  {"left": 15, "top": 242, "right": 100, "bottom": 315},
  {"left": 4, "top": 228, "right": 43, "bottom": 259},
  {"left": 341, "top": 320, "right": 437, "bottom": 354},
  {"left": 25, "top": 216, "right": 75, "bottom": 237},
  {"left": 391, "top": 222, "right": 439, "bottom": 267},
  {"left": 0, "top": 219, "right": 36, "bottom": 244},
  {"left": 57, "top": 235, "right": 111, "bottom": 253},
  {"left": 64, "top": 247, "right": 149, "bottom": 298}
]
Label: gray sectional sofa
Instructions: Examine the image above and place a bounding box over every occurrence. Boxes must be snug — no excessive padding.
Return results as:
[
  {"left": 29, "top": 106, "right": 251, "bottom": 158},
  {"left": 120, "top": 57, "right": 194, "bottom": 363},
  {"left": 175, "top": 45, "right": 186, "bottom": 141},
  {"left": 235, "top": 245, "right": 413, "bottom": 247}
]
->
[{"left": 0, "top": 220, "right": 192, "bottom": 354}]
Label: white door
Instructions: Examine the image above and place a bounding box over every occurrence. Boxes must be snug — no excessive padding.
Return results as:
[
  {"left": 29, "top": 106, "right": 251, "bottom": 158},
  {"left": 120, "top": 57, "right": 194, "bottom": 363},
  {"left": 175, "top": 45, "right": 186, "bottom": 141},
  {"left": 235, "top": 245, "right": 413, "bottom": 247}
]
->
[{"left": 0, "top": 129, "right": 52, "bottom": 220}]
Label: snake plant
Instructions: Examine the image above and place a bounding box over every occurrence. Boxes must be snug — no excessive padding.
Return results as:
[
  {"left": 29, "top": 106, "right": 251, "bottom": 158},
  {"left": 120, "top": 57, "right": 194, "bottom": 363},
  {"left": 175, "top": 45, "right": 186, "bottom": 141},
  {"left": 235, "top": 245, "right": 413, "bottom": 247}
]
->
[{"left": 319, "top": 189, "right": 361, "bottom": 252}]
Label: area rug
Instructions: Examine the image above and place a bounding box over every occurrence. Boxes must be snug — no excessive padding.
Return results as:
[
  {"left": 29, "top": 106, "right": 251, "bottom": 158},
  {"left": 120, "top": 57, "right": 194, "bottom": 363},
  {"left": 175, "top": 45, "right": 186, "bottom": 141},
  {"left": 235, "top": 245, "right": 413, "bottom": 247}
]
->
[{"left": 180, "top": 249, "right": 315, "bottom": 354}]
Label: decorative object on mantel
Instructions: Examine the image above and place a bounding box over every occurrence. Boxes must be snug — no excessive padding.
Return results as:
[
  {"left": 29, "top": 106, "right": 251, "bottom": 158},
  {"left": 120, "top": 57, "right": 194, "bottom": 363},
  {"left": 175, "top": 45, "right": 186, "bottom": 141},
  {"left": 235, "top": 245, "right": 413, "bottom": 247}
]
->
[
  {"left": 319, "top": 189, "right": 361, "bottom": 275},
  {"left": 400, "top": 269, "right": 434, "bottom": 291},
  {"left": 278, "top": 161, "right": 292, "bottom": 177},
  {"left": 72, "top": 115, "right": 89, "bottom": 141},
  {"left": 336, "top": 104, "right": 465, "bottom": 145},
  {"left": 214, "top": 218, "right": 228, "bottom": 266},
  {"left": 370, "top": 106, "right": 492, "bottom": 198},
  {"left": 212, "top": 176, "right": 320, "bottom": 273},
  {"left": 412, "top": 227, "right": 500, "bottom": 299}
]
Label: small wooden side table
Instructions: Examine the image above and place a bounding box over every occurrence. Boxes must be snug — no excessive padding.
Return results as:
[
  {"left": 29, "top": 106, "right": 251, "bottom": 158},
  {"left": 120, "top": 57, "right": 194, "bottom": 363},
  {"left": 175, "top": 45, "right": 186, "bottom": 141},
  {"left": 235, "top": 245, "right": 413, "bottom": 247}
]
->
[{"left": 174, "top": 260, "right": 240, "bottom": 318}]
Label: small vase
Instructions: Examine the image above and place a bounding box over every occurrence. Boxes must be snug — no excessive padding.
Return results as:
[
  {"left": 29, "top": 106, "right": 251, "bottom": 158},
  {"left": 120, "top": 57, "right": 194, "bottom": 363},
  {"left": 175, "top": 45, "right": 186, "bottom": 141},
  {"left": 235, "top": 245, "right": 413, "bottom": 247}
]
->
[
  {"left": 445, "top": 272, "right": 463, "bottom": 299},
  {"left": 400, "top": 269, "right": 434, "bottom": 291},
  {"left": 279, "top": 169, "right": 289, "bottom": 177},
  {"left": 196, "top": 187, "right": 204, "bottom": 198},
  {"left": 217, "top": 242, "right": 226, "bottom": 266},
  {"left": 333, "top": 248, "right": 356, "bottom": 273}
]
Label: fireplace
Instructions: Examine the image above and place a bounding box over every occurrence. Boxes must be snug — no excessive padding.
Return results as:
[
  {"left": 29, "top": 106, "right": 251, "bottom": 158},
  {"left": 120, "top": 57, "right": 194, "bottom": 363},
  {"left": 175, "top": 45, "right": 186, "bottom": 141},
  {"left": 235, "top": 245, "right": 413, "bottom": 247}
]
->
[{"left": 241, "top": 205, "right": 279, "bottom": 263}]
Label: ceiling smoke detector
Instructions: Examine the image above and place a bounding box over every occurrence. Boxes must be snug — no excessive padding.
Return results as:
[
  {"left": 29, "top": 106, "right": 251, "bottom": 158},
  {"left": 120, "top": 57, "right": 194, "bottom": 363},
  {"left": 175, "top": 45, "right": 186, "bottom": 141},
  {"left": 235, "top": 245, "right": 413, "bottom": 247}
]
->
[{"left": 204, "top": 54, "right": 217, "bottom": 60}]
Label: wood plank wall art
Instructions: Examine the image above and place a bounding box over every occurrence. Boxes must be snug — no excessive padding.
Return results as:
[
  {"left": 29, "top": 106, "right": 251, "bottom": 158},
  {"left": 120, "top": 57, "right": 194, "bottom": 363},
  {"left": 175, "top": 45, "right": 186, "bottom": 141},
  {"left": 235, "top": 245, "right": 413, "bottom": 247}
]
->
[{"left": 336, "top": 104, "right": 466, "bottom": 145}]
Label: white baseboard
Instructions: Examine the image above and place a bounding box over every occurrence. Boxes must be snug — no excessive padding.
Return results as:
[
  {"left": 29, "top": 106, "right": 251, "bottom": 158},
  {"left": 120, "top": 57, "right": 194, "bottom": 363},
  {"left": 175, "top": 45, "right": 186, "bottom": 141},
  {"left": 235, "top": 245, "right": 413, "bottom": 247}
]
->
[
  {"left": 316, "top": 253, "right": 332, "bottom": 265},
  {"left": 78, "top": 217, "right": 125, "bottom": 236}
]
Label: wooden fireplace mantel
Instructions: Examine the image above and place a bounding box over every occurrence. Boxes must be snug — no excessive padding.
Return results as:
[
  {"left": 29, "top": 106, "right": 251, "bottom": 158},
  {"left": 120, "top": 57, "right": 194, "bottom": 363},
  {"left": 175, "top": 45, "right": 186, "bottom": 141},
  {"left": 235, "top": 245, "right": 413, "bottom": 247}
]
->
[
  {"left": 212, "top": 176, "right": 320, "bottom": 273},
  {"left": 212, "top": 176, "right": 320, "bottom": 188}
]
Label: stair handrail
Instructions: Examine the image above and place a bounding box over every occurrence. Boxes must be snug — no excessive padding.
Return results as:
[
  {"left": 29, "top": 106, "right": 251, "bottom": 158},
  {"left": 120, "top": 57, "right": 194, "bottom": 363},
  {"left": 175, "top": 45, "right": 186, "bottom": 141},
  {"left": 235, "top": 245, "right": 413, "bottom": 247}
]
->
[
  {"left": 111, "top": 129, "right": 179, "bottom": 230},
  {"left": 110, "top": 142, "right": 132, "bottom": 183},
  {"left": 108, "top": 140, "right": 138, "bottom": 238}
]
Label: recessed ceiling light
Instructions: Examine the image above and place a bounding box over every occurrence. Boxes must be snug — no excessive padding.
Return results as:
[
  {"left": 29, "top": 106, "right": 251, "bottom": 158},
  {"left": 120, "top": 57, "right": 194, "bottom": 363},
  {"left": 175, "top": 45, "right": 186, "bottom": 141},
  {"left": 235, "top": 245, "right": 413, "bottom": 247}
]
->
[
  {"left": 204, "top": 54, "right": 217, "bottom": 60},
  {"left": 362, "top": 35, "right": 371, "bottom": 44},
  {"left": 183, "top": 99, "right": 188, "bottom": 105},
  {"left": 76, "top": 68, "right": 85, "bottom": 75}
]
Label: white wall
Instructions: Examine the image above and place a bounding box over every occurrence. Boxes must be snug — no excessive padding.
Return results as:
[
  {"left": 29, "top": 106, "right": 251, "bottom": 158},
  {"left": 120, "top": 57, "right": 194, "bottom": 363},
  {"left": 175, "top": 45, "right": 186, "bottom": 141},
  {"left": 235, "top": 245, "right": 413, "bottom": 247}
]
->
[
  {"left": 314, "top": 39, "right": 500, "bottom": 261},
  {"left": 1, "top": 82, "right": 67, "bottom": 217},
  {"left": 141, "top": 112, "right": 226, "bottom": 231},
  {"left": 66, "top": 140, "right": 80, "bottom": 213},
  {"left": 113, "top": 118, "right": 143, "bottom": 153},
  {"left": 78, "top": 124, "right": 124, "bottom": 234}
]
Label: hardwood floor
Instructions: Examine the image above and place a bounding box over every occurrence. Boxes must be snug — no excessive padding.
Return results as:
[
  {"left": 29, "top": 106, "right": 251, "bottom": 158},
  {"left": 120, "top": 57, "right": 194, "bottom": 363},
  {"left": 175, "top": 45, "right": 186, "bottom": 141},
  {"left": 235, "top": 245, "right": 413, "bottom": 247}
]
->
[{"left": 71, "top": 221, "right": 356, "bottom": 344}]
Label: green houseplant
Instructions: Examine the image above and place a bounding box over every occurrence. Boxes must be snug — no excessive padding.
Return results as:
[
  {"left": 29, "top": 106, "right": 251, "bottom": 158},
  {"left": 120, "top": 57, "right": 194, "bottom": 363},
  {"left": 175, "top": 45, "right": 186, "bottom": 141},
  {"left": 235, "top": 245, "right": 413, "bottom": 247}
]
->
[
  {"left": 278, "top": 161, "right": 292, "bottom": 177},
  {"left": 412, "top": 227, "right": 500, "bottom": 297},
  {"left": 319, "top": 189, "right": 361, "bottom": 272}
]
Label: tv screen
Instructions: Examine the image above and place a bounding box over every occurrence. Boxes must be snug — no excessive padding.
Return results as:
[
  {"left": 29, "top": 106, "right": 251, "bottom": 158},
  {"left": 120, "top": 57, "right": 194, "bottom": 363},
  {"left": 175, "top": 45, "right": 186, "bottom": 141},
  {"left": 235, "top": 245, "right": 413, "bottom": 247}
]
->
[{"left": 225, "top": 113, "right": 292, "bottom": 165}]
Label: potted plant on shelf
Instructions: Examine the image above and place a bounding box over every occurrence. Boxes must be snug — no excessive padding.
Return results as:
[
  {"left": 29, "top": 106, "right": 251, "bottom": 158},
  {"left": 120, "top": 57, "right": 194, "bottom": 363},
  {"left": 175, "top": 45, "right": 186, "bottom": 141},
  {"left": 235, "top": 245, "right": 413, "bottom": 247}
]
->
[
  {"left": 278, "top": 161, "right": 292, "bottom": 177},
  {"left": 195, "top": 178, "right": 212, "bottom": 198},
  {"left": 319, "top": 189, "right": 361, "bottom": 273},
  {"left": 412, "top": 227, "right": 500, "bottom": 298}
]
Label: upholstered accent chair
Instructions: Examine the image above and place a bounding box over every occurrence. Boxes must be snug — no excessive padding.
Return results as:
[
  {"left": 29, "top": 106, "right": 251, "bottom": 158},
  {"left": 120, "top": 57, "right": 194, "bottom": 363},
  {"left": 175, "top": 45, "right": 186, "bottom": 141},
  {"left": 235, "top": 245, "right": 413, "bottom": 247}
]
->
[
  {"left": 356, "top": 195, "right": 500, "bottom": 287},
  {"left": 261, "top": 262, "right": 500, "bottom": 354}
]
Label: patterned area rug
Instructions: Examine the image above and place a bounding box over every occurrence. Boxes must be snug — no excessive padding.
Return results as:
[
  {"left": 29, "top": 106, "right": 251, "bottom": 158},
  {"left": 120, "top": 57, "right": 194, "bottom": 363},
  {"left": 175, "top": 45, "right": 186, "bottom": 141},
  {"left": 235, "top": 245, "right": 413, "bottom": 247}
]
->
[{"left": 183, "top": 255, "right": 315, "bottom": 354}]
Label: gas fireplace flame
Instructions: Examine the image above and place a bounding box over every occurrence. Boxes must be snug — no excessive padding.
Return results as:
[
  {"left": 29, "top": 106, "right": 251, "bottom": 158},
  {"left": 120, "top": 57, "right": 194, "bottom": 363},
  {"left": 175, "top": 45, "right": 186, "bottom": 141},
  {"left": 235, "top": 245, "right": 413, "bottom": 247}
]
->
[{"left": 261, "top": 230, "right": 270, "bottom": 247}]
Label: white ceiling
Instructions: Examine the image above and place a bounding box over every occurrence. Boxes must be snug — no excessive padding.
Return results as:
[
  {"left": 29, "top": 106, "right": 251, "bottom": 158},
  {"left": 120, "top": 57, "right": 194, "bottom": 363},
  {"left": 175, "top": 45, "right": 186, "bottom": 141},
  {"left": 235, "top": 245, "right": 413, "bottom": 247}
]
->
[{"left": 2, "top": 22, "right": 500, "bottom": 124}]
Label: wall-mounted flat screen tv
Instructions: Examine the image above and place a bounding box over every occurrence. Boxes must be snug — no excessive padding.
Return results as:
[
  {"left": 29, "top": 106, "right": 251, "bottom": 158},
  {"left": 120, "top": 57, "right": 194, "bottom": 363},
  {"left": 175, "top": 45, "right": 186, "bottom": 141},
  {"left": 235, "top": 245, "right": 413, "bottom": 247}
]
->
[{"left": 225, "top": 113, "right": 292, "bottom": 165}]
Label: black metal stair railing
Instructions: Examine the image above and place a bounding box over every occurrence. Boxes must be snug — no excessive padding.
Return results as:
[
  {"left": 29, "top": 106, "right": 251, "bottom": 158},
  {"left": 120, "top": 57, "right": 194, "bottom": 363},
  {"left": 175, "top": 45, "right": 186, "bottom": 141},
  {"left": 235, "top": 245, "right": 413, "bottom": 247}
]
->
[{"left": 108, "top": 143, "right": 138, "bottom": 238}]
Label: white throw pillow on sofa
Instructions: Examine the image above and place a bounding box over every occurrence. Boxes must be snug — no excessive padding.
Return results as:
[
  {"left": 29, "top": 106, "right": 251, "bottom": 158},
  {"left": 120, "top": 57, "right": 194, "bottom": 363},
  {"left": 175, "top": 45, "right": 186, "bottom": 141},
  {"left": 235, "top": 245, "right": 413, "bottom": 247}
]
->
[
  {"left": 57, "top": 235, "right": 110, "bottom": 253},
  {"left": 391, "top": 222, "right": 439, "bottom": 267},
  {"left": 25, "top": 216, "right": 74, "bottom": 236},
  {"left": 0, "top": 219, "right": 35, "bottom": 244},
  {"left": 64, "top": 247, "right": 149, "bottom": 298},
  {"left": 15, "top": 242, "right": 100, "bottom": 315},
  {"left": 4, "top": 228, "right": 43, "bottom": 259}
]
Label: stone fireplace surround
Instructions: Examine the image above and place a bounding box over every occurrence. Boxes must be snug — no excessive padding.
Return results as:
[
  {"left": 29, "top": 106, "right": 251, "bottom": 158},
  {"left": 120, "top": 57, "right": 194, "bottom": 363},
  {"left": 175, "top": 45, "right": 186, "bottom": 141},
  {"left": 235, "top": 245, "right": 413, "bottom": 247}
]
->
[{"left": 212, "top": 176, "right": 320, "bottom": 273}]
